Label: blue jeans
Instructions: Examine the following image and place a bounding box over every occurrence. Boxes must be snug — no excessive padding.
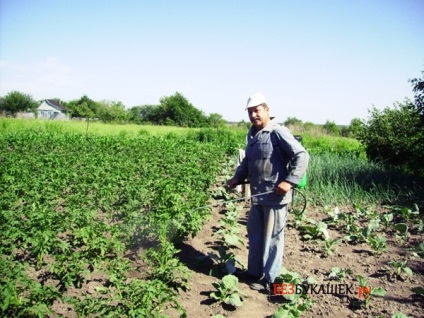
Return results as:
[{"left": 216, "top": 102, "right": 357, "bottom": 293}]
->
[{"left": 247, "top": 204, "right": 288, "bottom": 283}]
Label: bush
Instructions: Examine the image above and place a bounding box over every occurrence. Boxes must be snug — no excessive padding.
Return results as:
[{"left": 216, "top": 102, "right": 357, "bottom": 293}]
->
[
  {"left": 358, "top": 99, "right": 424, "bottom": 177},
  {"left": 303, "top": 135, "right": 365, "bottom": 158},
  {"left": 323, "top": 120, "right": 340, "bottom": 136}
]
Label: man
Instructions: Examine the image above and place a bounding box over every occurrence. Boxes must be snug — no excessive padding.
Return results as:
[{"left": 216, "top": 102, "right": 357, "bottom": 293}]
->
[{"left": 227, "top": 92, "right": 309, "bottom": 291}]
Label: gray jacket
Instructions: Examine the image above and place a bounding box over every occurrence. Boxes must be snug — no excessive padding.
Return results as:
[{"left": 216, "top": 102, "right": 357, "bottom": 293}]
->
[{"left": 235, "top": 118, "right": 309, "bottom": 206}]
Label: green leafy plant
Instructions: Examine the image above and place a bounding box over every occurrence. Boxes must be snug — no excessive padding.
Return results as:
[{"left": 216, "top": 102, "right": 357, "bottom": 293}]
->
[
  {"left": 394, "top": 223, "right": 409, "bottom": 244},
  {"left": 356, "top": 275, "right": 386, "bottom": 307},
  {"left": 298, "top": 219, "right": 330, "bottom": 240},
  {"left": 197, "top": 246, "right": 243, "bottom": 275},
  {"left": 341, "top": 213, "right": 363, "bottom": 243},
  {"left": 354, "top": 204, "right": 379, "bottom": 219},
  {"left": 415, "top": 218, "right": 424, "bottom": 233},
  {"left": 328, "top": 267, "right": 352, "bottom": 282},
  {"left": 276, "top": 267, "right": 315, "bottom": 303},
  {"left": 215, "top": 225, "right": 244, "bottom": 248},
  {"left": 367, "top": 234, "right": 387, "bottom": 255},
  {"left": 323, "top": 237, "right": 340, "bottom": 256},
  {"left": 392, "top": 312, "right": 413, "bottom": 318},
  {"left": 144, "top": 233, "right": 190, "bottom": 291},
  {"left": 214, "top": 202, "right": 244, "bottom": 248},
  {"left": 323, "top": 206, "right": 342, "bottom": 225},
  {"left": 381, "top": 260, "right": 413, "bottom": 281},
  {"left": 393, "top": 204, "right": 420, "bottom": 221},
  {"left": 380, "top": 213, "right": 394, "bottom": 230},
  {"left": 0, "top": 123, "right": 253, "bottom": 316},
  {"left": 410, "top": 241, "right": 424, "bottom": 258},
  {"left": 271, "top": 298, "right": 313, "bottom": 318},
  {"left": 210, "top": 275, "right": 247, "bottom": 307},
  {"left": 271, "top": 268, "right": 314, "bottom": 317}
]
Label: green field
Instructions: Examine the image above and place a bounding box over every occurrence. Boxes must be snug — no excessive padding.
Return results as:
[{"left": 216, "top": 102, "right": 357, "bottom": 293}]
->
[
  {"left": 0, "top": 118, "right": 196, "bottom": 137},
  {"left": 1, "top": 119, "right": 422, "bottom": 317}
]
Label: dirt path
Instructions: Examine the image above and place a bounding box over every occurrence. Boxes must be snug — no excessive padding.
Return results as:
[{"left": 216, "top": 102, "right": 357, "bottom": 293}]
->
[{"left": 176, "top": 198, "right": 424, "bottom": 318}]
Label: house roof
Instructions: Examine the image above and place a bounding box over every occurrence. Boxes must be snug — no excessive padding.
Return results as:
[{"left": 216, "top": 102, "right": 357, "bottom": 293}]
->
[{"left": 45, "top": 99, "right": 66, "bottom": 112}]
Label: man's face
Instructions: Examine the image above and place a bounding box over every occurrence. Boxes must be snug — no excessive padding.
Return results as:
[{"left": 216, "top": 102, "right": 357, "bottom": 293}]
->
[{"left": 248, "top": 104, "right": 270, "bottom": 130}]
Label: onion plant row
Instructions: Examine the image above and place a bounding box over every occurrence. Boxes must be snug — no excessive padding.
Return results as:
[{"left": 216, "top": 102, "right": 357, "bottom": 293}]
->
[{"left": 305, "top": 152, "right": 423, "bottom": 208}]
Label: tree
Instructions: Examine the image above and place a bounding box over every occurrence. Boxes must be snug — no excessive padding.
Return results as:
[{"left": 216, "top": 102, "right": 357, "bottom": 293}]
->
[
  {"left": 67, "top": 95, "right": 98, "bottom": 118},
  {"left": 358, "top": 99, "right": 423, "bottom": 176},
  {"left": 409, "top": 70, "right": 424, "bottom": 121},
  {"left": 207, "top": 113, "right": 227, "bottom": 128},
  {"left": 323, "top": 120, "right": 340, "bottom": 136},
  {"left": 409, "top": 69, "right": 424, "bottom": 176},
  {"left": 158, "top": 92, "right": 208, "bottom": 127},
  {"left": 138, "top": 104, "right": 162, "bottom": 123},
  {"left": 97, "top": 100, "right": 128, "bottom": 123},
  {"left": 0, "top": 91, "right": 38, "bottom": 116},
  {"left": 284, "top": 117, "right": 302, "bottom": 126},
  {"left": 348, "top": 118, "right": 366, "bottom": 138}
]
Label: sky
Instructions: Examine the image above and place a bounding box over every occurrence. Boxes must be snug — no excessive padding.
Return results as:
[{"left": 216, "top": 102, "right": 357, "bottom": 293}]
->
[{"left": 1, "top": 0, "right": 423, "bottom": 125}]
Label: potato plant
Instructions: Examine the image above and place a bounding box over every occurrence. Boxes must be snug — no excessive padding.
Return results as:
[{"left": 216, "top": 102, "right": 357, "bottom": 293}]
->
[{"left": 0, "top": 128, "right": 241, "bottom": 317}]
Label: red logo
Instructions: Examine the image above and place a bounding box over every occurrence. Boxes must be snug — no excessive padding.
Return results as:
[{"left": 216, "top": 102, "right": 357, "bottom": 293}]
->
[
  {"left": 358, "top": 286, "right": 371, "bottom": 300},
  {"left": 273, "top": 283, "right": 295, "bottom": 295}
]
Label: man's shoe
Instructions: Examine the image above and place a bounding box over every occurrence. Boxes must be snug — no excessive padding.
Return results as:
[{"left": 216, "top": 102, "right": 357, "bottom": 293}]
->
[
  {"left": 249, "top": 278, "right": 270, "bottom": 292},
  {"left": 234, "top": 270, "right": 261, "bottom": 281}
]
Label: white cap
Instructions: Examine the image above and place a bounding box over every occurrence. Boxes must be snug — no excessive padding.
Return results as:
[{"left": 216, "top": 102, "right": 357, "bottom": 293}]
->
[{"left": 246, "top": 92, "right": 267, "bottom": 109}]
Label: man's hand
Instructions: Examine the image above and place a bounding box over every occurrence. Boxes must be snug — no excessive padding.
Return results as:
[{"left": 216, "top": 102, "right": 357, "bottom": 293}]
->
[
  {"left": 227, "top": 177, "right": 239, "bottom": 189},
  {"left": 275, "top": 181, "right": 293, "bottom": 195}
]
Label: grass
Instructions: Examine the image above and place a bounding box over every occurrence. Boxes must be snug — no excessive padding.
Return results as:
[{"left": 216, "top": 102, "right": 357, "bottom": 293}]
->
[{"left": 0, "top": 118, "right": 194, "bottom": 136}]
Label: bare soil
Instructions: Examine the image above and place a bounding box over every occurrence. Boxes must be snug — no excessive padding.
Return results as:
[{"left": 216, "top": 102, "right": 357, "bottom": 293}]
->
[
  {"left": 43, "top": 190, "right": 423, "bottom": 318},
  {"left": 175, "top": 198, "right": 424, "bottom": 318}
]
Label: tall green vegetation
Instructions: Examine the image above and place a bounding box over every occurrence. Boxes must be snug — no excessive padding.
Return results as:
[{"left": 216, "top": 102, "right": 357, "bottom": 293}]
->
[
  {"left": 0, "top": 127, "right": 242, "bottom": 317},
  {"left": 0, "top": 91, "right": 38, "bottom": 116},
  {"left": 129, "top": 92, "right": 222, "bottom": 128},
  {"left": 356, "top": 70, "right": 424, "bottom": 177},
  {"left": 358, "top": 100, "right": 422, "bottom": 175},
  {"left": 1, "top": 91, "right": 227, "bottom": 128},
  {"left": 323, "top": 120, "right": 340, "bottom": 136},
  {"left": 306, "top": 152, "right": 422, "bottom": 207},
  {"left": 410, "top": 69, "right": 424, "bottom": 120}
]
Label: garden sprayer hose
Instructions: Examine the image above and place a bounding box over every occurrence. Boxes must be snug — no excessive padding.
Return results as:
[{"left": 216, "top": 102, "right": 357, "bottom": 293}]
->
[
  {"left": 189, "top": 190, "right": 275, "bottom": 213},
  {"left": 234, "top": 180, "right": 307, "bottom": 216},
  {"left": 190, "top": 182, "right": 306, "bottom": 216}
]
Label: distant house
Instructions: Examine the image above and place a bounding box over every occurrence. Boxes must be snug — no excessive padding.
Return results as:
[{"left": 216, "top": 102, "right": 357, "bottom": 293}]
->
[{"left": 38, "top": 99, "right": 68, "bottom": 120}]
